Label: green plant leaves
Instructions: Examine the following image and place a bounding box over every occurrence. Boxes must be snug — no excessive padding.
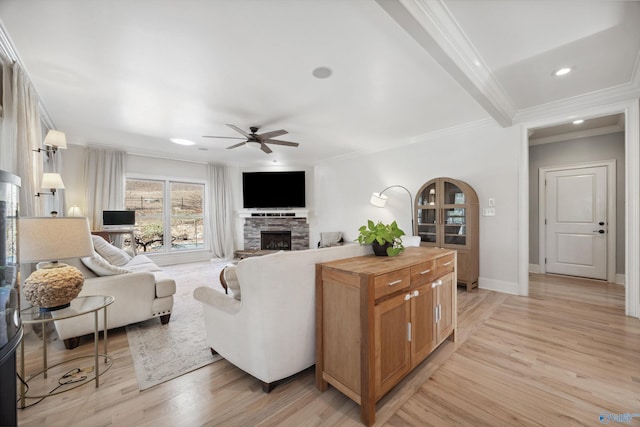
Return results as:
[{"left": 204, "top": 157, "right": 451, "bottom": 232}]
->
[{"left": 356, "top": 220, "right": 406, "bottom": 256}]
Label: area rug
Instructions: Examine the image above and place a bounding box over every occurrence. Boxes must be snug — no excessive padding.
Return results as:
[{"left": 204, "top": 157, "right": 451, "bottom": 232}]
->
[{"left": 126, "top": 259, "right": 231, "bottom": 390}]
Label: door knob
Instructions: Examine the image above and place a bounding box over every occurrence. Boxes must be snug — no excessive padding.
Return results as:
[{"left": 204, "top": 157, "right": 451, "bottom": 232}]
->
[
  {"left": 599, "top": 221, "right": 605, "bottom": 226},
  {"left": 592, "top": 229, "right": 605, "bottom": 234}
]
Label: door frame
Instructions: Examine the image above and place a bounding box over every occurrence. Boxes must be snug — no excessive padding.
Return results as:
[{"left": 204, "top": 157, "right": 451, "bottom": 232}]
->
[
  {"left": 538, "top": 160, "right": 616, "bottom": 283},
  {"left": 519, "top": 98, "right": 639, "bottom": 319}
]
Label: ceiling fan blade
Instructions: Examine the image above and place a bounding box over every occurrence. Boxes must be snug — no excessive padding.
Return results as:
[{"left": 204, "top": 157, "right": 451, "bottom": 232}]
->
[
  {"left": 260, "top": 143, "right": 273, "bottom": 154},
  {"left": 226, "top": 141, "right": 247, "bottom": 149},
  {"left": 226, "top": 124, "right": 252, "bottom": 138},
  {"left": 256, "top": 129, "right": 288, "bottom": 140},
  {"left": 264, "top": 139, "right": 299, "bottom": 147},
  {"left": 202, "top": 135, "right": 245, "bottom": 140}
]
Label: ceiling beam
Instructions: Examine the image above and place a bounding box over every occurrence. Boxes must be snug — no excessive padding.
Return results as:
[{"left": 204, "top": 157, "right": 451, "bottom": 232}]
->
[{"left": 376, "top": 0, "right": 515, "bottom": 127}]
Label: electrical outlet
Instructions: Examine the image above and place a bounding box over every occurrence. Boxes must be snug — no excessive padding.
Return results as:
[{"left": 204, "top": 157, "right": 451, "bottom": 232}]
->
[{"left": 482, "top": 208, "right": 496, "bottom": 217}]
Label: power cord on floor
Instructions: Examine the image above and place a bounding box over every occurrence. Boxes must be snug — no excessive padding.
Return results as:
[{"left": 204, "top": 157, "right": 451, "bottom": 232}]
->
[{"left": 16, "top": 367, "right": 89, "bottom": 409}]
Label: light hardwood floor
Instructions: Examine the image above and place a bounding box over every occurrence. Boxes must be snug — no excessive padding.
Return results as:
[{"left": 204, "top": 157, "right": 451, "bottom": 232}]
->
[{"left": 16, "top": 274, "right": 640, "bottom": 426}]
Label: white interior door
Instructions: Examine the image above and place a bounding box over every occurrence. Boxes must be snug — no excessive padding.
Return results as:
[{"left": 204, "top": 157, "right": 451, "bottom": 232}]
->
[{"left": 545, "top": 166, "right": 607, "bottom": 280}]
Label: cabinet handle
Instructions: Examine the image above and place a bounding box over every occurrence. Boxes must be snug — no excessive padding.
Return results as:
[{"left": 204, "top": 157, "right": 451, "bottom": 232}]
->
[
  {"left": 419, "top": 269, "right": 431, "bottom": 275},
  {"left": 434, "top": 305, "right": 439, "bottom": 322},
  {"left": 436, "top": 304, "right": 441, "bottom": 322},
  {"left": 407, "top": 322, "right": 412, "bottom": 342},
  {"left": 431, "top": 279, "right": 443, "bottom": 288},
  {"left": 388, "top": 279, "right": 402, "bottom": 287},
  {"left": 443, "top": 261, "right": 452, "bottom": 266},
  {"left": 404, "top": 294, "right": 411, "bottom": 301},
  {"left": 413, "top": 290, "right": 419, "bottom": 297}
]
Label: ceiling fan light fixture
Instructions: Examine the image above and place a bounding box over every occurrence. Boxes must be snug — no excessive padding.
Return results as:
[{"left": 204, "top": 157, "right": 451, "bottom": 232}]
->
[{"left": 170, "top": 138, "right": 195, "bottom": 146}]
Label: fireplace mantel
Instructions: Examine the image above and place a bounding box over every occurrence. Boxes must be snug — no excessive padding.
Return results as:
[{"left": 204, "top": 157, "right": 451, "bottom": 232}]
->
[{"left": 238, "top": 208, "right": 309, "bottom": 223}]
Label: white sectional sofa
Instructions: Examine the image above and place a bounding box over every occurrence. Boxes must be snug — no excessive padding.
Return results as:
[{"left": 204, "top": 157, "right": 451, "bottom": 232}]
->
[
  {"left": 55, "top": 235, "right": 176, "bottom": 349},
  {"left": 193, "top": 243, "right": 373, "bottom": 392}
]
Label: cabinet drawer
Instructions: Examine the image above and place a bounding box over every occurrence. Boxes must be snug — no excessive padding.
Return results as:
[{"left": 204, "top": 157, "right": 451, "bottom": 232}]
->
[
  {"left": 436, "top": 254, "right": 455, "bottom": 276},
  {"left": 374, "top": 269, "right": 410, "bottom": 299},
  {"left": 410, "top": 260, "right": 437, "bottom": 286}
]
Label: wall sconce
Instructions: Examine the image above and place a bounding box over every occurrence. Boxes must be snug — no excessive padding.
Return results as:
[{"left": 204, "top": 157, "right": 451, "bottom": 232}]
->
[
  {"left": 35, "top": 173, "right": 65, "bottom": 197},
  {"left": 370, "top": 185, "right": 414, "bottom": 232},
  {"left": 33, "top": 129, "right": 67, "bottom": 156}
]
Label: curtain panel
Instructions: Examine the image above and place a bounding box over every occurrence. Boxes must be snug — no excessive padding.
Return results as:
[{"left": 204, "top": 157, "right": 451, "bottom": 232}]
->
[
  {"left": 208, "top": 164, "right": 235, "bottom": 258},
  {"left": 82, "top": 147, "right": 125, "bottom": 230},
  {"left": 1, "top": 60, "right": 43, "bottom": 217}
]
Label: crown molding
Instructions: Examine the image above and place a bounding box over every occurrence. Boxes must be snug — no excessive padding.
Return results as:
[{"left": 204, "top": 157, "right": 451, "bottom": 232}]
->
[
  {"left": 514, "top": 81, "right": 640, "bottom": 125},
  {"left": 376, "top": 0, "right": 515, "bottom": 127},
  {"left": 529, "top": 124, "right": 624, "bottom": 146},
  {"left": 0, "top": 20, "right": 56, "bottom": 130}
]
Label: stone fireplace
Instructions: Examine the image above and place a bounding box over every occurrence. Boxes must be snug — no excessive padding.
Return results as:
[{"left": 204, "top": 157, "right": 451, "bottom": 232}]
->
[{"left": 242, "top": 216, "right": 309, "bottom": 251}]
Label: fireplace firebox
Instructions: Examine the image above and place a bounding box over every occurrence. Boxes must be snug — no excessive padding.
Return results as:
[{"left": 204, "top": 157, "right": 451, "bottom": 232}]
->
[{"left": 261, "top": 231, "right": 292, "bottom": 250}]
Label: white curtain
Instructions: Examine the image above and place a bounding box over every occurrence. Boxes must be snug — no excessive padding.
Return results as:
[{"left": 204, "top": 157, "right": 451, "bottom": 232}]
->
[
  {"left": 1, "top": 60, "right": 43, "bottom": 217},
  {"left": 82, "top": 147, "right": 125, "bottom": 230},
  {"left": 208, "top": 164, "right": 235, "bottom": 258}
]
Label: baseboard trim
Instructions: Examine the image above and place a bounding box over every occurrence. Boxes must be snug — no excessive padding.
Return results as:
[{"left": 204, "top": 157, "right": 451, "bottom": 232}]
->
[
  {"left": 616, "top": 274, "right": 625, "bottom": 286},
  {"left": 478, "top": 277, "right": 519, "bottom": 295},
  {"left": 529, "top": 264, "right": 540, "bottom": 274}
]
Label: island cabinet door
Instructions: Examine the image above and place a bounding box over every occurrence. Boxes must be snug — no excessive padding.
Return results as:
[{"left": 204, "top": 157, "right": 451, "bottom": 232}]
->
[
  {"left": 436, "top": 272, "right": 455, "bottom": 340},
  {"left": 410, "top": 282, "right": 436, "bottom": 364},
  {"left": 374, "top": 292, "right": 411, "bottom": 400}
]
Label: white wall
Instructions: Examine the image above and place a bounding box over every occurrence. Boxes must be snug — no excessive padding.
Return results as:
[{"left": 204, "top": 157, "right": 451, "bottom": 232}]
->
[{"left": 313, "top": 122, "right": 522, "bottom": 293}]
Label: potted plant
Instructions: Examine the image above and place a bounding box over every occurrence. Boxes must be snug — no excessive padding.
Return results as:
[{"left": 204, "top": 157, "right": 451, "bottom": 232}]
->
[{"left": 356, "top": 220, "right": 405, "bottom": 256}]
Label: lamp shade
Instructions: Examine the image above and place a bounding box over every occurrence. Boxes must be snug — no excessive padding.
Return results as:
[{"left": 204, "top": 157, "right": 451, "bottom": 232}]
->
[
  {"left": 43, "top": 129, "right": 67, "bottom": 150},
  {"left": 19, "top": 217, "right": 93, "bottom": 263},
  {"left": 370, "top": 192, "right": 388, "bottom": 207},
  {"left": 67, "top": 205, "right": 82, "bottom": 217},
  {"left": 41, "top": 173, "right": 65, "bottom": 190}
]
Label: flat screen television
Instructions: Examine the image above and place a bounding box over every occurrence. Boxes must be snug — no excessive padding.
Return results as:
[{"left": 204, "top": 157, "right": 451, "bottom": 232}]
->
[
  {"left": 242, "top": 171, "right": 305, "bottom": 208},
  {"left": 103, "top": 210, "right": 136, "bottom": 227}
]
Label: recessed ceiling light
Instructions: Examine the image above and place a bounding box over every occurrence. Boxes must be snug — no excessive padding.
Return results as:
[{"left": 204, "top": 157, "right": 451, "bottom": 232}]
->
[
  {"left": 198, "top": 147, "right": 208, "bottom": 151},
  {"left": 170, "top": 138, "right": 195, "bottom": 146},
  {"left": 312, "top": 66, "right": 332, "bottom": 79},
  {"left": 552, "top": 67, "right": 573, "bottom": 77},
  {"left": 572, "top": 119, "right": 584, "bottom": 125}
]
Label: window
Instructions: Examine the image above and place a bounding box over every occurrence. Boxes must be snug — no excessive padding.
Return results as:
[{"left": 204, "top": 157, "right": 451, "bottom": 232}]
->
[{"left": 125, "top": 178, "right": 205, "bottom": 253}]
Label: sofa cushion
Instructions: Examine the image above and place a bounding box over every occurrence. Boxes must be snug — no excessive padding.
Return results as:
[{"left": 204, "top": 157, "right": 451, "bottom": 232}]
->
[
  {"left": 81, "top": 252, "right": 132, "bottom": 276},
  {"left": 223, "top": 264, "right": 241, "bottom": 300},
  {"left": 91, "top": 235, "right": 132, "bottom": 267},
  {"left": 124, "top": 255, "right": 162, "bottom": 272}
]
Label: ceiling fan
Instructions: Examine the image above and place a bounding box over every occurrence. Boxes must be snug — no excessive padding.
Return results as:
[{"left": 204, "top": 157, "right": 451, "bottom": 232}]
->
[{"left": 203, "top": 124, "right": 299, "bottom": 154}]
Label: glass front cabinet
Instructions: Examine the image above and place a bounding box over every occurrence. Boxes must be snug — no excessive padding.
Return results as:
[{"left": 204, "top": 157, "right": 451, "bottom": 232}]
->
[{"left": 415, "top": 177, "right": 479, "bottom": 291}]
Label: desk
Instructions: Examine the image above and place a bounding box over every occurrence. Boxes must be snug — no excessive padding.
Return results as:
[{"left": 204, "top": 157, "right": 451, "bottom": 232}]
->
[{"left": 19, "top": 295, "right": 114, "bottom": 408}]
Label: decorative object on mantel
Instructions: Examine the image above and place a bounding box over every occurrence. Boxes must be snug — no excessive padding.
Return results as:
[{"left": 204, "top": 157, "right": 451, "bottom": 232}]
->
[
  {"left": 356, "top": 220, "right": 405, "bottom": 256},
  {"left": 19, "top": 217, "right": 93, "bottom": 311}
]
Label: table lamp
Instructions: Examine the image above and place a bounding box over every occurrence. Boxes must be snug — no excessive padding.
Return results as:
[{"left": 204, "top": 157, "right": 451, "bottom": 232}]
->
[{"left": 19, "top": 217, "right": 93, "bottom": 311}]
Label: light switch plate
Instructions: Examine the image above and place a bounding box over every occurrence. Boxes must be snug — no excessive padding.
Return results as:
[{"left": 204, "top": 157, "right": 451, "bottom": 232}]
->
[{"left": 488, "top": 198, "right": 495, "bottom": 207}]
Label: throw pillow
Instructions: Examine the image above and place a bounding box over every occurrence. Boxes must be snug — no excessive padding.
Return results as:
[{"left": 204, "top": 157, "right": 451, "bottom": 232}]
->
[
  {"left": 222, "top": 264, "right": 241, "bottom": 300},
  {"left": 319, "top": 231, "right": 343, "bottom": 248},
  {"left": 81, "top": 252, "right": 132, "bottom": 276},
  {"left": 91, "top": 235, "right": 132, "bottom": 267}
]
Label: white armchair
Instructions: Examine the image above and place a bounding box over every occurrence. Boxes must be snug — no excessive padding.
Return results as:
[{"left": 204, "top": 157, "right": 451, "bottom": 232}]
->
[{"left": 193, "top": 243, "right": 372, "bottom": 392}]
